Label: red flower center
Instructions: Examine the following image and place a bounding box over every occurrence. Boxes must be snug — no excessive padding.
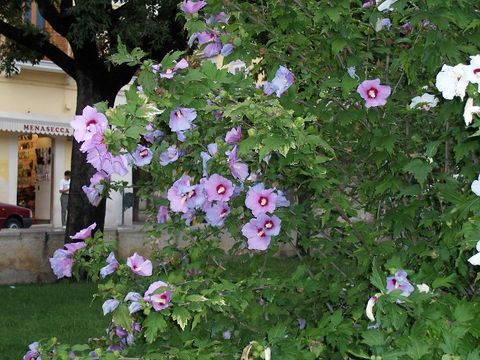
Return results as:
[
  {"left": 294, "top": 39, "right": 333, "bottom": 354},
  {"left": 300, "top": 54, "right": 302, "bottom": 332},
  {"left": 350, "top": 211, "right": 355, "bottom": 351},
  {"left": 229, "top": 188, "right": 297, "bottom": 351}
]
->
[
  {"left": 367, "top": 88, "right": 378, "bottom": 99},
  {"left": 264, "top": 220, "right": 273, "bottom": 229},
  {"left": 474, "top": 68, "right": 480, "bottom": 75},
  {"left": 166, "top": 69, "right": 173, "bottom": 74},
  {"left": 139, "top": 149, "right": 149, "bottom": 158},
  {"left": 257, "top": 228, "right": 266, "bottom": 237},
  {"left": 158, "top": 293, "right": 168, "bottom": 304},
  {"left": 392, "top": 279, "right": 399, "bottom": 288},
  {"left": 258, "top": 196, "right": 268, "bottom": 206},
  {"left": 188, "top": 190, "right": 196, "bottom": 198},
  {"left": 217, "top": 185, "right": 226, "bottom": 194},
  {"left": 220, "top": 208, "right": 228, "bottom": 217},
  {"left": 175, "top": 110, "right": 182, "bottom": 117},
  {"left": 86, "top": 119, "right": 97, "bottom": 128}
]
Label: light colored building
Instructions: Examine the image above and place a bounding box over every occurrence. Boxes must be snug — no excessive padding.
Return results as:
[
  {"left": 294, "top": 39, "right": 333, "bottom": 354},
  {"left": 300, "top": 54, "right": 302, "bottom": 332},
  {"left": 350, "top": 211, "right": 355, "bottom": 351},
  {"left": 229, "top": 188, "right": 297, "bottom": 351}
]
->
[{"left": 0, "top": 60, "right": 133, "bottom": 228}]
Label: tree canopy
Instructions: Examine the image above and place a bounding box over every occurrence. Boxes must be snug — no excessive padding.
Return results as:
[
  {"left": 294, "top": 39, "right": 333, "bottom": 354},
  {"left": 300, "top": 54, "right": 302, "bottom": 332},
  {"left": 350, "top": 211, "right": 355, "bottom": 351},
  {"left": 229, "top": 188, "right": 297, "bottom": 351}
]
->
[{"left": 0, "top": 0, "right": 185, "bottom": 239}]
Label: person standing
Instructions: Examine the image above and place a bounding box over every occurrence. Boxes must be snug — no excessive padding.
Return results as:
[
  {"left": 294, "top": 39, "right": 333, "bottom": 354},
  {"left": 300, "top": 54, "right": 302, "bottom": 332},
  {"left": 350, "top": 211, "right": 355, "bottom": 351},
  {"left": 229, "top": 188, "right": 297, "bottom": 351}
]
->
[{"left": 59, "top": 170, "right": 71, "bottom": 228}]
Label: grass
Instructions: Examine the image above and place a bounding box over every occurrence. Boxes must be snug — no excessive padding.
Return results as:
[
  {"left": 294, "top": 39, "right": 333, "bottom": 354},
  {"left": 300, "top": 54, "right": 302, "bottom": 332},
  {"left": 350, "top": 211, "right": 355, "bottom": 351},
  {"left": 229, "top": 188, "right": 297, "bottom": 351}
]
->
[{"left": 0, "top": 281, "right": 109, "bottom": 360}]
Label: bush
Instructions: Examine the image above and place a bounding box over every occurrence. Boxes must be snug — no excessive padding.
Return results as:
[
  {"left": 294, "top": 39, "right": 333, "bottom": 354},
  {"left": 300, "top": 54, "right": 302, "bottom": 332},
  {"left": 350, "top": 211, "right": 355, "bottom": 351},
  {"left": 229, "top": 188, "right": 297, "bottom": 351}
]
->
[{"left": 27, "top": 1, "right": 480, "bottom": 359}]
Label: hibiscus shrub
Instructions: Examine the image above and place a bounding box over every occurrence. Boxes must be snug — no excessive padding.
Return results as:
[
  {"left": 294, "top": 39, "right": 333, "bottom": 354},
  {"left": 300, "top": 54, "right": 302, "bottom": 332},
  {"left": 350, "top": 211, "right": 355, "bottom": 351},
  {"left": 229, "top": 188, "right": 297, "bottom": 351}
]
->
[{"left": 26, "top": 0, "right": 480, "bottom": 359}]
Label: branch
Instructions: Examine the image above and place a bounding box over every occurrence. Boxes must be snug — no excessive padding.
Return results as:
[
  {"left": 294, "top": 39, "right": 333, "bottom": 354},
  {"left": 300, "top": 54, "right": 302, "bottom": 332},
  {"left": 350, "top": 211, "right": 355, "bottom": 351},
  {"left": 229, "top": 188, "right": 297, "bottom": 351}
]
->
[
  {"left": 36, "top": 0, "right": 73, "bottom": 37},
  {"left": 0, "top": 20, "right": 76, "bottom": 78},
  {"left": 60, "top": 0, "right": 74, "bottom": 13}
]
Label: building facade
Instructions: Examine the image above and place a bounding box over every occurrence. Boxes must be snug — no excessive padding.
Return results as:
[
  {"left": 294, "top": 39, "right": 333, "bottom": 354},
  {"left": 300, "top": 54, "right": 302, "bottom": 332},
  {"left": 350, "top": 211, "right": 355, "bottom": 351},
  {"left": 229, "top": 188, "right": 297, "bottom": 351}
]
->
[{"left": 0, "top": 60, "right": 133, "bottom": 228}]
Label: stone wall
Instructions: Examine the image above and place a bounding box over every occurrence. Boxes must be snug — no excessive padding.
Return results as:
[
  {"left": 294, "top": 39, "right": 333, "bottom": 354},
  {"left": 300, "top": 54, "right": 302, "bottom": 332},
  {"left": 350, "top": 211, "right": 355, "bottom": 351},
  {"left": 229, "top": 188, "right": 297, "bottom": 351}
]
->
[
  {"left": 0, "top": 227, "right": 155, "bottom": 285},
  {"left": 0, "top": 226, "right": 296, "bottom": 285}
]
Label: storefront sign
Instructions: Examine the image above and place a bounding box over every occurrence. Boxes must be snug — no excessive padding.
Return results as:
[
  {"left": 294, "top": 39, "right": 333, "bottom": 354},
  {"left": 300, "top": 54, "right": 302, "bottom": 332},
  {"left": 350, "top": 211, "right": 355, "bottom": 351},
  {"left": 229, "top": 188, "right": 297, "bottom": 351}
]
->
[{"left": 23, "top": 123, "right": 71, "bottom": 135}]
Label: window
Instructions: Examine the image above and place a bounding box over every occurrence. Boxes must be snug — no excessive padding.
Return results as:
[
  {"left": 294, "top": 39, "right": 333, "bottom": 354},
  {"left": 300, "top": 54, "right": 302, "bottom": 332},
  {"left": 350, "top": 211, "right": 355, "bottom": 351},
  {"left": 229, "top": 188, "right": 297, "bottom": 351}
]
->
[{"left": 24, "top": 1, "right": 45, "bottom": 29}]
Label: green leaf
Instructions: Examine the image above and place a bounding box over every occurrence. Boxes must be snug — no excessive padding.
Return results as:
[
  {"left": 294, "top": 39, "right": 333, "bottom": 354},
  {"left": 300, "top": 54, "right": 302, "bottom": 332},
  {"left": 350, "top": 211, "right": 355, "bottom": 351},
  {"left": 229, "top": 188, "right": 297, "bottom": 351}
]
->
[
  {"left": 326, "top": 7, "right": 342, "bottom": 23},
  {"left": 406, "top": 339, "right": 430, "bottom": 359},
  {"left": 138, "top": 69, "right": 157, "bottom": 93},
  {"left": 361, "top": 330, "right": 385, "bottom": 347},
  {"left": 332, "top": 38, "right": 348, "bottom": 55},
  {"left": 161, "top": 50, "right": 186, "bottom": 68},
  {"left": 172, "top": 307, "right": 191, "bottom": 331},
  {"left": 71, "top": 344, "right": 90, "bottom": 352},
  {"left": 201, "top": 60, "right": 219, "bottom": 79},
  {"left": 109, "top": 39, "right": 146, "bottom": 66},
  {"left": 144, "top": 312, "right": 168, "bottom": 344},
  {"left": 403, "top": 159, "right": 432, "bottom": 185},
  {"left": 370, "top": 261, "right": 386, "bottom": 292},
  {"left": 454, "top": 302, "right": 475, "bottom": 323},
  {"left": 186, "top": 294, "right": 208, "bottom": 302},
  {"left": 260, "top": 134, "right": 286, "bottom": 159},
  {"left": 432, "top": 274, "right": 457, "bottom": 289},
  {"left": 112, "top": 304, "right": 131, "bottom": 332},
  {"left": 268, "top": 324, "right": 287, "bottom": 343},
  {"left": 191, "top": 312, "right": 204, "bottom": 331}
]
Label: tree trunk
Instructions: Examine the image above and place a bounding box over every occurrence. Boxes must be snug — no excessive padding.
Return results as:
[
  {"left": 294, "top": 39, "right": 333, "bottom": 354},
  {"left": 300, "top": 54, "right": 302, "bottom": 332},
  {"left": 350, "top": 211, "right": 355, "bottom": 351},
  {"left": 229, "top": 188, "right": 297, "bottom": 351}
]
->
[{"left": 65, "top": 72, "right": 120, "bottom": 242}]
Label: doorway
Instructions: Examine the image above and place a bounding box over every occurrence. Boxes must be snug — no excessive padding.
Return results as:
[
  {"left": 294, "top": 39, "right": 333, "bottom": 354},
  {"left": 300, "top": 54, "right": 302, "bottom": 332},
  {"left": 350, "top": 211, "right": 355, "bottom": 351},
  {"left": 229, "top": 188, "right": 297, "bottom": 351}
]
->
[{"left": 17, "top": 134, "right": 53, "bottom": 223}]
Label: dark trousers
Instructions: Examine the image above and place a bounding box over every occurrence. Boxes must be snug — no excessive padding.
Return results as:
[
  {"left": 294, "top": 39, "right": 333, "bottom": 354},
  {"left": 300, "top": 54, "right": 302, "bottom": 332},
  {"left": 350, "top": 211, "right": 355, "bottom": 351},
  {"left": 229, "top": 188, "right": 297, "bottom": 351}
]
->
[{"left": 60, "top": 193, "right": 69, "bottom": 226}]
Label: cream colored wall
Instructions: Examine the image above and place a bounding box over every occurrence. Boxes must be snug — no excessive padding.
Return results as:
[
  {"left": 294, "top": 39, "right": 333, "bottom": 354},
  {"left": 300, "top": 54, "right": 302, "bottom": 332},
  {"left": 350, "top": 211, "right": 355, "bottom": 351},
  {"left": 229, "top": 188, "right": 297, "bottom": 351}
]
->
[
  {"left": 64, "top": 138, "right": 72, "bottom": 171},
  {"left": 0, "top": 68, "right": 76, "bottom": 118}
]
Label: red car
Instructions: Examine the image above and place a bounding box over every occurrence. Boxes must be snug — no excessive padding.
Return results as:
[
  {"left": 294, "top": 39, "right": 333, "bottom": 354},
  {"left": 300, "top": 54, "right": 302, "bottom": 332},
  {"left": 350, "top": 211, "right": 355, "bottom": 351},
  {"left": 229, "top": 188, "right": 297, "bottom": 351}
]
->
[{"left": 0, "top": 202, "right": 33, "bottom": 229}]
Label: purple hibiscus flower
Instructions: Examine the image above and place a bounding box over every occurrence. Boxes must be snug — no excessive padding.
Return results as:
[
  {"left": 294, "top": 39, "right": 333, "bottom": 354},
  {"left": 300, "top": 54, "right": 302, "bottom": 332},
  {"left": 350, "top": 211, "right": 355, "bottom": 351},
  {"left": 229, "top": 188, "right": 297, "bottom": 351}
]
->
[
  {"left": 144, "top": 124, "right": 163, "bottom": 144},
  {"left": 71, "top": 105, "right": 108, "bottom": 143},
  {"left": 23, "top": 342, "right": 41, "bottom": 360},
  {"left": 245, "top": 183, "right": 278, "bottom": 217},
  {"left": 167, "top": 175, "right": 193, "bottom": 213},
  {"left": 159, "top": 145, "right": 180, "bottom": 166},
  {"left": 86, "top": 143, "right": 108, "bottom": 170},
  {"left": 200, "top": 143, "right": 217, "bottom": 177},
  {"left": 242, "top": 218, "right": 272, "bottom": 251},
  {"left": 386, "top": 270, "right": 415, "bottom": 297},
  {"left": 225, "top": 126, "right": 242, "bottom": 144},
  {"left": 205, "top": 202, "right": 230, "bottom": 227},
  {"left": 160, "top": 58, "right": 189, "bottom": 79},
  {"left": 204, "top": 42, "right": 222, "bottom": 58},
  {"left": 263, "top": 66, "right": 295, "bottom": 97},
  {"left": 70, "top": 222, "right": 96, "bottom": 240},
  {"left": 206, "top": 12, "right": 230, "bottom": 25},
  {"left": 101, "top": 153, "right": 129, "bottom": 176},
  {"left": 100, "top": 252, "right": 119, "bottom": 279},
  {"left": 203, "top": 174, "right": 234, "bottom": 202},
  {"left": 49, "top": 237, "right": 88, "bottom": 279},
  {"left": 124, "top": 292, "right": 143, "bottom": 314},
  {"left": 221, "top": 43, "right": 234, "bottom": 57},
  {"left": 185, "top": 184, "right": 207, "bottom": 210},
  {"left": 131, "top": 144, "right": 153, "bottom": 167},
  {"left": 169, "top": 107, "right": 197, "bottom": 132},
  {"left": 180, "top": 0, "right": 207, "bottom": 14},
  {"left": 197, "top": 31, "right": 218, "bottom": 45},
  {"left": 102, "top": 299, "right": 120, "bottom": 315},
  {"left": 82, "top": 171, "right": 109, "bottom": 207},
  {"left": 64, "top": 241, "right": 87, "bottom": 254},
  {"left": 275, "top": 189, "right": 290, "bottom": 207},
  {"left": 80, "top": 131, "right": 104, "bottom": 154},
  {"left": 227, "top": 146, "right": 249, "bottom": 182},
  {"left": 157, "top": 206, "right": 170, "bottom": 223},
  {"left": 127, "top": 252, "right": 153, "bottom": 276},
  {"left": 144, "top": 281, "right": 171, "bottom": 311},
  {"left": 256, "top": 213, "right": 281, "bottom": 236},
  {"left": 357, "top": 79, "right": 391, "bottom": 108},
  {"left": 49, "top": 249, "right": 74, "bottom": 278},
  {"left": 362, "top": 0, "right": 376, "bottom": 8}
]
